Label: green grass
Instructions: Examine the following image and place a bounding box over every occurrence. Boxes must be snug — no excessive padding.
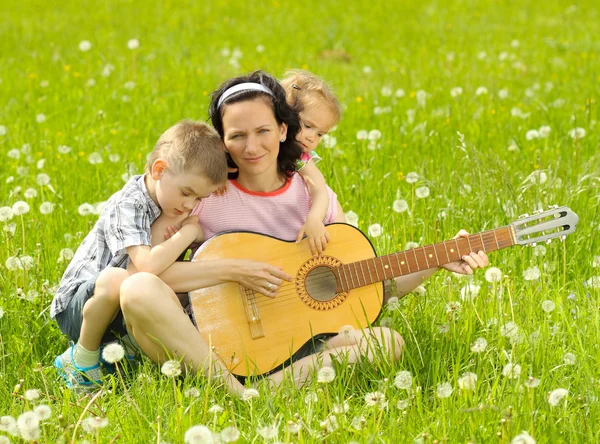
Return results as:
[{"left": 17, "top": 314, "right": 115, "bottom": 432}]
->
[{"left": 1, "top": 0, "right": 599, "bottom": 442}]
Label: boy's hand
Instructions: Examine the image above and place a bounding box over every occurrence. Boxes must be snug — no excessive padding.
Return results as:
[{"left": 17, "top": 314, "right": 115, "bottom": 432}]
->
[
  {"left": 441, "top": 230, "right": 489, "bottom": 275},
  {"left": 296, "top": 217, "right": 330, "bottom": 256}
]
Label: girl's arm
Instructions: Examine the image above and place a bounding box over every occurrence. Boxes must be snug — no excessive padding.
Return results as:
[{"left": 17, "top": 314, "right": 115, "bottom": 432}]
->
[{"left": 297, "top": 161, "right": 331, "bottom": 256}]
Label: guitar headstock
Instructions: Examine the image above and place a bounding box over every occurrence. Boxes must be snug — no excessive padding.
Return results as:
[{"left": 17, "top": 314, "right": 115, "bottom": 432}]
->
[{"left": 510, "top": 206, "right": 579, "bottom": 246}]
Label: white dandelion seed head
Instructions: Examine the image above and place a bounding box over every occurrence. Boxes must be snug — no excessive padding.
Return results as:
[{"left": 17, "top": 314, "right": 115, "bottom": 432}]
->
[
  {"left": 523, "top": 266, "right": 541, "bottom": 281},
  {"left": 20, "top": 426, "right": 41, "bottom": 441},
  {"left": 362, "top": 66, "right": 372, "bottom": 74},
  {"left": 102, "top": 342, "right": 125, "bottom": 363},
  {"left": 208, "top": 404, "right": 224, "bottom": 414},
  {"left": 386, "top": 296, "right": 399, "bottom": 310},
  {"left": 0, "top": 415, "right": 18, "bottom": 436},
  {"left": 397, "top": 399, "right": 409, "bottom": 410},
  {"left": 405, "top": 172, "right": 419, "bottom": 184},
  {"left": 317, "top": 366, "right": 336, "bottom": 383},
  {"left": 12, "top": 201, "right": 30, "bottom": 216},
  {"left": 0, "top": 307, "right": 4, "bottom": 319},
  {"left": 568, "top": 127, "right": 586, "bottom": 139},
  {"left": 101, "top": 63, "right": 115, "bottom": 77},
  {"left": 412, "top": 285, "right": 426, "bottom": 296},
  {"left": 394, "top": 370, "right": 413, "bottom": 390},
  {"left": 541, "top": 300, "right": 555, "bottom": 313},
  {"left": 40, "top": 202, "right": 55, "bottom": 215},
  {"left": 511, "top": 431, "right": 536, "bottom": 444},
  {"left": 333, "top": 400, "right": 350, "bottom": 414},
  {"left": 416, "top": 90, "right": 427, "bottom": 107},
  {"left": 460, "top": 283, "right": 481, "bottom": 301},
  {"left": 304, "top": 391, "right": 318, "bottom": 405},
  {"left": 393, "top": 199, "right": 409, "bottom": 213},
  {"left": 523, "top": 376, "right": 541, "bottom": 388},
  {"left": 446, "top": 301, "right": 462, "bottom": 314},
  {"left": 502, "top": 363, "right": 522, "bottom": 379},
  {"left": 78, "top": 203, "right": 94, "bottom": 216},
  {"left": 322, "top": 134, "right": 337, "bottom": 148},
  {"left": 525, "top": 129, "right": 539, "bottom": 140},
  {"left": 500, "top": 321, "right": 519, "bottom": 339},
  {"left": 405, "top": 241, "right": 420, "bottom": 249},
  {"left": 287, "top": 421, "right": 301, "bottom": 434},
  {"left": 255, "top": 44, "right": 265, "bottom": 53},
  {"left": 533, "top": 245, "right": 547, "bottom": 256},
  {"left": 592, "top": 256, "right": 600, "bottom": 268},
  {"left": 88, "top": 152, "right": 103, "bottom": 165},
  {"left": 33, "top": 404, "right": 51, "bottom": 421},
  {"left": 498, "top": 88, "right": 509, "bottom": 99},
  {"left": 380, "top": 85, "right": 393, "bottom": 96},
  {"left": 0, "top": 206, "right": 14, "bottom": 222},
  {"left": 36, "top": 158, "right": 46, "bottom": 169},
  {"left": 364, "top": 391, "right": 386, "bottom": 407},
  {"left": 563, "top": 352, "right": 576, "bottom": 365},
  {"left": 368, "top": 223, "right": 383, "bottom": 237},
  {"left": 161, "top": 360, "right": 181, "bottom": 378},
  {"left": 320, "top": 415, "right": 338, "bottom": 433},
  {"left": 356, "top": 130, "right": 368, "bottom": 140},
  {"left": 58, "top": 145, "right": 72, "bottom": 154},
  {"left": 127, "top": 38, "right": 140, "bottom": 50},
  {"left": 220, "top": 426, "right": 240, "bottom": 443},
  {"left": 395, "top": 88, "right": 406, "bottom": 98},
  {"left": 184, "top": 425, "right": 214, "bottom": 444},
  {"left": 109, "top": 153, "right": 121, "bottom": 163},
  {"left": 17, "top": 411, "right": 40, "bottom": 433},
  {"left": 450, "top": 86, "right": 463, "bottom": 97},
  {"left": 415, "top": 186, "right": 430, "bottom": 199},
  {"left": 548, "top": 388, "right": 568, "bottom": 407},
  {"left": 58, "top": 248, "right": 74, "bottom": 263},
  {"left": 8, "top": 149, "right": 21, "bottom": 159},
  {"left": 586, "top": 276, "right": 600, "bottom": 289},
  {"left": 344, "top": 210, "right": 359, "bottom": 227},
  {"left": 527, "top": 170, "right": 548, "bottom": 185},
  {"left": 78, "top": 40, "right": 92, "bottom": 52},
  {"left": 36, "top": 173, "right": 51, "bottom": 186},
  {"left": 338, "top": 324, "right": 354, "bottom": 337},
  {"left": 485, "top": 267, "right": 503, "bottom": 283},
  {"left": 124, "top": 81, "right": 136, "bottom": 90},
  {"left": 436, "top": 382, "right": 453, "bottom": 398},
  {"left": 368, "top": 129, "right": 382, "bottom": 141},
  {"left": 24, "top": 389, "right": 41, "bottom": 401},
  {"left": 256, "top": 424, "right": 278, "bottom": 440},
  {"left": 21, "top": 256, "right": 34, "bottom": 270},
  {"left": 538, "top": 125, "right": 551, "bottom": 138},
  {"left": 0, "top": 125, "right": 6, "bottom": 136},
  {"left": 458, "top": 372, "right": 478, "bottom": 391},
  {"left": 241, "top": 388, "right": 259, "bottom": 401},
  {"left": 475, "top": 86, "right": 488, "bottom": 96},
  {"left": 21, "top": 143, "right": 31, "bottom": 154},
  {"left": 36, "top": 114, "right": 46, "bottom": 123}
]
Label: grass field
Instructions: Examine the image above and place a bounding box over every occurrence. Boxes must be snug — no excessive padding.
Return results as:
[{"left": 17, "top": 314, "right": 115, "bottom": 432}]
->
[{"left": 1, "top": 0, "right": 599, "bottom": 442}]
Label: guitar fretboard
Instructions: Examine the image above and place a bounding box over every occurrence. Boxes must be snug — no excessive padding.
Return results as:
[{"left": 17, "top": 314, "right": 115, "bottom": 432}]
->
[{"left": 335, "top": 227, "right": 514, "bottom": 292}]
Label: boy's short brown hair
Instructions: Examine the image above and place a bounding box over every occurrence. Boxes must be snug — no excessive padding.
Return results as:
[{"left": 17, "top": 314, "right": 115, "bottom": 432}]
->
[
  {"left": 281, "top": 70, "right": 341, "bottom": 126},
  {"left": 145, "top": 120, "right": 227, "bottom": 184}
]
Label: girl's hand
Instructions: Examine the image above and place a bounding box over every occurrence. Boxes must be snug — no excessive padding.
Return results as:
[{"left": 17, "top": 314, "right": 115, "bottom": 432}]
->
[
  {"left": 296, "top": 217, "right": 331, "bottom": 256},
  {"left": 441, "top": 230, "right": 489, "bottom": 274}
]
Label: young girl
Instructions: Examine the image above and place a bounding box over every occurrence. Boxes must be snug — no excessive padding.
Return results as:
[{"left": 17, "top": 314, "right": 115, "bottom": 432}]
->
[{"left": 281, "top": 70, "right": 341, "bottom": 256}]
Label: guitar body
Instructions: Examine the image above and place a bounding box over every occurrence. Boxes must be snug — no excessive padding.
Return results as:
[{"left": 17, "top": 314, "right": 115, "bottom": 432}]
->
[{"left": 189, "top": 223, "right": 384, "bottom": 377}]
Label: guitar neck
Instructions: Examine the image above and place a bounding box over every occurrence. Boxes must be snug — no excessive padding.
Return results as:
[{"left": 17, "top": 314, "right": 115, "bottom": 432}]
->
[{"left": 335, "top": 226, "right": 516, "bottom": 291}]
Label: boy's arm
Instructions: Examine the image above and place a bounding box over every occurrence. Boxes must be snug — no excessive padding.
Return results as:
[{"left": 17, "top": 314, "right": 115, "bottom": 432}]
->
[{"left": 127, "top": 216, "right": 200, "bottom": 275}]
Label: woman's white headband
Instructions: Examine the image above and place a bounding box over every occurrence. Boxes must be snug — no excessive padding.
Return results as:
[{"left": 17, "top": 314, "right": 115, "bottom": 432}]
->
[{"left": 217, "top": 83, "right": 274, "bottom": 108}]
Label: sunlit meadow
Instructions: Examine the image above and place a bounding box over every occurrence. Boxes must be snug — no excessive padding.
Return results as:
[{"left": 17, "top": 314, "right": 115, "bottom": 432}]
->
[{"left": 1, "top": 1, "right": 599, "bottom": 442}]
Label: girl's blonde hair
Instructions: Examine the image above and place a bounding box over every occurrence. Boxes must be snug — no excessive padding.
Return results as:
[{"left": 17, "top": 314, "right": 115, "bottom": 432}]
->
[{"left": 281, "top": 70, "right": 341, "bottom": 126}]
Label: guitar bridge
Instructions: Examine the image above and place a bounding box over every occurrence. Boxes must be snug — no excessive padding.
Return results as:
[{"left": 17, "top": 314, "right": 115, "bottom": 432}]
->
[{"left": 240, "top": 286, "right": 265, "bottom": 339}]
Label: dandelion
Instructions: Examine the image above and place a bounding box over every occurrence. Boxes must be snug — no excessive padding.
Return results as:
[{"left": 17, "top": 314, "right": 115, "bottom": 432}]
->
[
  {"left": 36, "top": 173, "right": 51, "bottom": 186},
  {"left": 541, "top": 300, "right": 555, "bottom": 313},
  {"left": 304, "top": 391, "right": 318, "bottom": 404},
  {"left": 0, "top": 206, "right": 13, "bottom": 222},
  {"left": 0, "top": 307, "right": 4, "bottom": 319},
  {"left": 498, "top": 88, "right": 509, "bottom": 99},
  {"left": 8, "top": 149, "right": 21, "bottom": 159},
  {"left": 395, "top": 88, "right": 406, "bottom": 98},
  {"left": 475, "top": 86, "right": 488, "bottom": 96},
  {"left": 436, "top": 382, "right": 453, "bottom": 398},
  {"left": 317, "top": 366, "right": 336, "bottom": 383},
  {"left": 586, "top": 276, "right": 600, "bottom": 289},
  {"left": 356, "top": 130, "right": 368, "bottom": 140},
  {"left": 397, "top": 399, "right": 409, "bottom": 409},
  {"left": 101, "top": 63, "right": 115, "bottom": 77},
  {"left": 548, "top": 388, "right": 568, "bottom": 406},
  {"left": 523, "top": 266, "right": 541, "bottom": 281},
  {"left": 33, "top": 405, "right": 51, "bottom": 420},
  {"left": 460, "top": 283, "right": 481, "bottom": 301},
  {"left": 256, "top": 425, "right": 278, "bottom": 440},
  {"left": 394, "top": 370, "right": 413, "bottom": 390},
  {"left": 0, "top": 415, "right": 18, "bottom": 436},
  {"left": 0, "top": 125, "right": 6, "bottom": 136},
  {"left": 405, "top": 172, "right": 419, "bottom": 184},
  {"left": 523, "top": 376, "right": 540, "bottom": 388},
  {"left": 563, "top": 352, "right": 576, "bottom": 365},
  {"left": 362, "top": 66, "right": 372, "bottom": 74},
  {"left": 161, "top": 360, "right": 181, "bottom": 377},
  {"left": 241, "top": 388, "right": 259, "bottom": 401},
  {"left": 386, "top": 296, "right": 399, "bottom": 310},
  {"left": 255, "top": 44, "right": 265, "bottom": 53},
  {"left": 37, "top": 159, "right": 46, "bottom": 169},
  {"left": 485, "top": 267, "right": 502, "bottom": 282},
  {"left": 458, "top": 372, "right": 478, "bottom": 391},
  {"left": 183, "top": 425, "right": 214, "bottom": 444},
  {"left": 12, "top": 201, "right": 30, "bottom": 216},
  {"left": 338, "top": 324, "right": 354, "bottom": 340},
  {"left": 450, "top": 87, "right": 463, "bottom": 97},
  {"left": 438, "top": 324, "right": 450, "bottom": 334},
  {"left": 78, "top": 203, "right": 94, "bottom": 216},
  {"left": 124, "top": 81, "right": 136, "bottom": 90},
  {"left": 58, "top": 248, "right": 74, "bottom": 263},
  {"left": 413, "top": 285, "right": 426, "bottom": 296},
  {"left": 24, "top": 389, "right": 41, "bottom": 401},
  {"left": 381, "top": 86, "right": 392, "bottom": 96},
  {"left": 17, "top": 411, "right": 40, "bottom": 436},
  {"left": 511, "top": 431, "right": 536, "bottom": 444},
  {"left": 102, "top": 342, "right": 125, "bottom": 363},
  {"left": 208, "top": 405, "right": 224, "bottom": 414},
  {"left": 368, "top": 223, "right": 383, "bottom": 237},
  {"left": 333, "top": 400, "right": 350, "bottom": 414},
  {"left": 393, "top": 199, "right": 409, "bottom": 213},
  {"left": 4, "top": 223, "right": 16, "bottom": 236},
  {"left": 40, "top": 202, "right": 54, "bottom": 215},
  {"left": 79, "top": 40, "right": 92, "bottom": 51},
  {"left": 568, "top": 127, "right": 586, "bottom": 139},
  {"left": 539, "top": 125, "right": 551, "bottom": 138},
  {"left": 502, "top": 363, "right": 521, "bottom": 379},
  {"left": 368, "top": 129, "right": 382, "bottom": 141},
  {"left": 415, "top": 186, "right": 430, "bottom": 198},
  {"left": 24, "top": 188, "right": 37, "bottom": 199},
  {"left": 88, "top": 152, "right": 103, "bottom": 164},
  {"left": 527, "top": 170, "right": 548, "bottom": 185},
  {"left": 500, "top": 321, "right": 519, "bottom": 339},
  {"left": 446, "top": 301, "right": 462, "bottom": 314},
  {"left": 109, "top": 153, "right": 121, "bottom": 163},
  {"left": 322, "top": 134, "right": 337, "bottom": 148},
  {"left": 416, "top": 90, "right": 427, "bottom": 107},
  {"left": 525, "top": 129, "right": 539, "bottom": 140},
  {"left": 58, "top": 145, "right": 72, "bottom": 154},
  {"left": 127, "top": 38, "right": 140, "bottom": 50},
  {"left": 36, "top": 114, "right": 46, "bottom": 123},
  {"left": 345, "top": 211, "right": 359, "bottom": 227},
  {"left": 364, "top": 391, "right": 387, "bottom": 407},
  {"left": 320, "top": 415, "right": 339, "bottom": 433},
  {"left": 220, "top": 426, "right": 240, "bottom": 443}
]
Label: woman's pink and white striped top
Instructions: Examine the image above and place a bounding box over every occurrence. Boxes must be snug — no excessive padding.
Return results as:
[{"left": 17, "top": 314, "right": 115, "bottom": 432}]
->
[{"left": 190, "top": 173, "right": 338, "bottom": 241}]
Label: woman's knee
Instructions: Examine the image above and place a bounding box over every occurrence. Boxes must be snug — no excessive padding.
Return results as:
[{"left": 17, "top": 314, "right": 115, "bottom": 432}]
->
[{"left": 369, "top": 327, "right": 405, "bottom": 360}]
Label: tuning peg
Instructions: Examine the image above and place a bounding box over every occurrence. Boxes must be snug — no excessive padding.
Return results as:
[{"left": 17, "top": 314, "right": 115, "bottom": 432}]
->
[{"left": 518, "top": 213, "right": 530, "bottom": 219}]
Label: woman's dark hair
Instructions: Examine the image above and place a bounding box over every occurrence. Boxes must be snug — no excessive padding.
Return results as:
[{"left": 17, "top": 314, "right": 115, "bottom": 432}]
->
[{"left": 208, "top": 70, "right": 302, "bottom": 180}]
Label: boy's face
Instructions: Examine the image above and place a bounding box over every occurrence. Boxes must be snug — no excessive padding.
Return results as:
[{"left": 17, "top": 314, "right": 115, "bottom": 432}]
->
[
  {"left": 152, "top": 162, "right": 220, "bottom": 217},
  {"left": 296, "top": 104, "right": 337, "bottom": 152}
]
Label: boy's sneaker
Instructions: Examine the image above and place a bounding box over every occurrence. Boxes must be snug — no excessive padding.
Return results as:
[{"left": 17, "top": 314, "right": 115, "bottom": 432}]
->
[{"left": 54, "top": 345, "right": 104, "bottom": 391}]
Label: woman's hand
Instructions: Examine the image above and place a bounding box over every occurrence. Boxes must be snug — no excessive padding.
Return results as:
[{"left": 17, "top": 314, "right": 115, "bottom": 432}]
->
[
  {"left": 441, "top": 230, "right": 489, "bottom": 274},
  {"left": 230, "top": 259, "right": 293, "bottom": 298},
  {"left": 296, "top": 216, "right": 330, "bottom": 256}
]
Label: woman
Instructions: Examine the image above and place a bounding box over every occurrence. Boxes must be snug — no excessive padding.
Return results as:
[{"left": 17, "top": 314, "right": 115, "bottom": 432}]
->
[{"left": 120, "top": 71, "right": 489, "bottom": 395}]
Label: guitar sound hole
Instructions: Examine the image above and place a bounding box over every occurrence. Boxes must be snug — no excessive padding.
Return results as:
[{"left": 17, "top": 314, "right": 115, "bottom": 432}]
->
[{"left": 305, "top": 266, "right": 338, "bottom": 302}]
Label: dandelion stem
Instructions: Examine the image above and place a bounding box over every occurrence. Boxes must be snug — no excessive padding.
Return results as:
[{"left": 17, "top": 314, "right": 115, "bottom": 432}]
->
[
  {"left": 71, "top": 388, "right": 104, "bottom": 444},
  {"left": 173, "top": 377, "right": 182, "bottom": 442}
]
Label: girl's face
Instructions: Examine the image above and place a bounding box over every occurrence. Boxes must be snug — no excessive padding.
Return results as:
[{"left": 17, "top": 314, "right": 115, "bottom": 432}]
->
[
  {"left": 296, "top": 103, "right": 337, "bottom": 152},
  {"left": 221, "top": 98, "right": 287, "bottom": 178}
]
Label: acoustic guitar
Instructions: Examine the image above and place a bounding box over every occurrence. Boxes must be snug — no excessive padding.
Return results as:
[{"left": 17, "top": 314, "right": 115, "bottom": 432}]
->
[{"left": 189, "top": 206, "right": 578, "bottom": 377}]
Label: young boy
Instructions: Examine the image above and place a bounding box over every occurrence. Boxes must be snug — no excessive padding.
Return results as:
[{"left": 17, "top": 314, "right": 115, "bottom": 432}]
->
[{"left": 52, "top": 120, "right": 227, "bottom": 390}]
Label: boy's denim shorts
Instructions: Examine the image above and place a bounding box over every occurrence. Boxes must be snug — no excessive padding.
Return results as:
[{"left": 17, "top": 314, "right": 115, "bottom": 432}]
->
[{"left": 54, "top": 275, "right": 129, "bottom": 345}]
